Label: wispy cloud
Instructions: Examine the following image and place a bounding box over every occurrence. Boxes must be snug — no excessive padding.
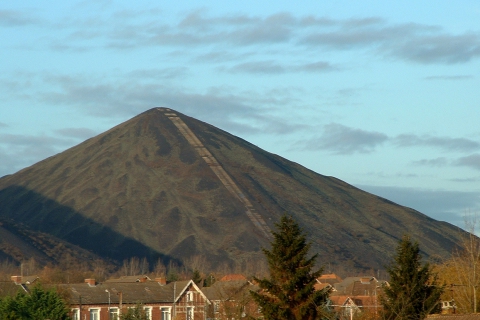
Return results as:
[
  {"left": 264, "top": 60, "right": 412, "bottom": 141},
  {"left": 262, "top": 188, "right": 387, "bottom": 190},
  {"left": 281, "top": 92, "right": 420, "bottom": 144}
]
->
[
  {"left": 37, "top": 73, "right": 307, "bottom": 137},
  {"left": 222, "top": 60, "right": 337, "bottom": 74},
  {"left": 386, "top": 32, "right": 480, "bottom": 64},
  {"left": 45, "top": 10, "right": 480, "bottom": 65},
  {"left": 296, "top": 61, "right": 338, "bottom": 72},
  {"left": 411, "top": 154, "right": 480, "bottom": 172},
  {"left": 225, "top": 60, "right": 285, "bottom": 74},
  {"left": 55, "top": 128, "right": 98, "bottom": 140},
  {"left": 304, "top": 123, "right": 388, "bottom": 154},
  {"left": 424, "top": 75, "right": 474, "bottom": 81},
  {"left": 449, "top": 177, "right": 480, "bottom": 183},
  {"left": 412, "top": 157, "right": 449, "bottom": 167},
  {"left": 299, "top": 124, "right": 480, "bottom": 157},
  {"left": 455, "top": 153, "right": 480, "bottom": 171},
  {"left": 193, "top": 51, "right": 254, "bottom": 63},
  {"left": 301, "top": 18, "right": 480, "bottom": 64},
  {"left": 393, "top": 134, "right": 480, "bottom": 152},
  {"left": 357, "top": 184, "right": 480, "bottom": 226},
  {"left": 126, "top": 67, "right": 189, "bottom": 80},
  {"left": 0, "top": 133, "right": 72, "bottom": 148},
  {"left": 0, "top": 10, "right": 40, "bottom": 27},
  {"left": 0, "top": 133, "right": 76, "bottom": 176}
]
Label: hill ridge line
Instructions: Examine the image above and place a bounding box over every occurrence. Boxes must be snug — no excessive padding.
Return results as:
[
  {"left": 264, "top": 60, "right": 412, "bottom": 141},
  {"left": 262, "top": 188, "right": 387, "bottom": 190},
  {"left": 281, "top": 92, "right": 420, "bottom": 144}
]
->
[{"left": 158, "top": 108, "right": 272, "bottom": 239}]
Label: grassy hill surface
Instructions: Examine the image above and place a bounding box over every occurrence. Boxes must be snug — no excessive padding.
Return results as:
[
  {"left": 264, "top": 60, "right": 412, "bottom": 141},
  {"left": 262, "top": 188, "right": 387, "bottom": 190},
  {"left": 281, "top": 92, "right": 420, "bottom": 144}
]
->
[{"left": 0, "top": 108, "right": 464, "bottom": 271}]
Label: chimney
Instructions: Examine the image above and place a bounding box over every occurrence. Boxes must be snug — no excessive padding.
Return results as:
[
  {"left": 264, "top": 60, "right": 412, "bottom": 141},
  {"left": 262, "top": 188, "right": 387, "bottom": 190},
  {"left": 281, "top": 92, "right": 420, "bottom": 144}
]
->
[
  {"left": 85, "top": 278, "right": 96, "bottom": 286},
  {"left": 156, "top": 277, "right": 167, "bottom": 286},
  {"left": 11, "top": 275, "right": 22, "bottom": 285}
]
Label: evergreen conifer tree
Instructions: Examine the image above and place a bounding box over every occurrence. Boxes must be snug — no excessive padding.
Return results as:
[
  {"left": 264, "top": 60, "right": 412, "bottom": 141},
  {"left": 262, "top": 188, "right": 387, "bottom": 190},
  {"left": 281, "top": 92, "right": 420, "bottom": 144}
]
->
[
  {"left": 0, "top": 285, "right": 69, "bottom": 320},
  {"left": 192, "top": 269, "right": 203, "bottom": 286},
  {"left": 381, "top": 236, "right": 444, "bottom": 320},
  {"left": 251, "top": 214, "right": 330, "bottom": 320}
]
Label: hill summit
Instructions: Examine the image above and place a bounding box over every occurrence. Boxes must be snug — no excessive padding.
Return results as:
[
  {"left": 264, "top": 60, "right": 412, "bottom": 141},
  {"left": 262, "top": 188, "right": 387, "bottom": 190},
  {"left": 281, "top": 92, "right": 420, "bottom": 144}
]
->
[{"left": 0, "top": 108, "right": 463, "bottom": 271}]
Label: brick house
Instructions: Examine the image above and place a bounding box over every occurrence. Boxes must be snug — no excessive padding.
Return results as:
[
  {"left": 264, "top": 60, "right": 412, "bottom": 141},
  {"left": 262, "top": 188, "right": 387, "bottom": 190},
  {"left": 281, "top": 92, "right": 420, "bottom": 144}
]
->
[
  {"left": 202, "top": 279, "right": 261, "bottom": 320},
  {"left": 58, "top": 278, "right": 210, "bottom": 320},
  {"left": 329, "top": 276, "right": 386, "bottom": 318}
]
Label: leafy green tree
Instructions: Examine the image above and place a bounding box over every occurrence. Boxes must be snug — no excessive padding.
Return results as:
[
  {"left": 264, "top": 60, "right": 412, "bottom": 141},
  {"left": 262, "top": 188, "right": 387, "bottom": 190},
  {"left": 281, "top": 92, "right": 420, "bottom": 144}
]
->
[
  {"left": 120, "top": 304, "right": 149, "bottom": 320},
  {"left": 381, "top": 236, "right": 444, "bottom": 320},
  {"left": 251, "top": 214, "right": 330, "bottom": 320},
  {"left": 0, "top": 285, "right": 69, "bottom": 320}
]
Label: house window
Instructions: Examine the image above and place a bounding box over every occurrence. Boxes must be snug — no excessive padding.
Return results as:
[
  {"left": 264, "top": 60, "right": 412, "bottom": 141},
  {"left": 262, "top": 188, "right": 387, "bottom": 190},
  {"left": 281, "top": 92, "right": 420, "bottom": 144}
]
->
[
  {"left": 89, "top": 308, "right": 100, "bottom": 320},
  {"left": 187, "top": 306, "right": 194, "bottom": 320},
  {"left": 71, "top": 308, "right": 80, "bottom": 320},
  {"left": 186, "top": 291, "right": 194, "bottom": 302},
  {"left": 161, "top": 307, "right": 171, "bottom": 320},
  {"left": 109, "top": 307, "right": 119, "bottom": 320},
  {"left": 144, "top": 306, "right": 152, "bottom": 320},
  {"left": 214, "top": 301, "right": 220, "bottom": 313}
]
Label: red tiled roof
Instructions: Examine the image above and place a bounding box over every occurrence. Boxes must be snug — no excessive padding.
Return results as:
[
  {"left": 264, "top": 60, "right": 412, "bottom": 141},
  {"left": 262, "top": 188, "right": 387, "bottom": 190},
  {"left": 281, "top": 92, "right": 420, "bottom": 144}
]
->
[
  {"left": 314, "top": 282, "right": 332, "bottom": 291},
  {"left": 318, "top": 273, "right": 342, "bottom": 284},
  {"left": 319, "top": 274, "right": 340, "bottom": 280},
  {"left": 220, "top": 274, "right": 247, "bottom": 281},
  {"left": 329, "top": 295, "right": 351, "bottom": 306}
]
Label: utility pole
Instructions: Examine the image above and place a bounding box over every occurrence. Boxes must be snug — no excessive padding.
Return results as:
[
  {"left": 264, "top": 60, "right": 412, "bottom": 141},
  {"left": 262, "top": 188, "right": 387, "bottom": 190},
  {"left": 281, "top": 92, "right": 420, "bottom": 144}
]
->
[
  {"left": 173, "top": 282, "right": 177, "bottom": 319},
  {"left": 117, "top": 292, "right": 123, "bottom": 317},
  {"left": 105, "top": 290, "right": 111, "bottom": 319}
]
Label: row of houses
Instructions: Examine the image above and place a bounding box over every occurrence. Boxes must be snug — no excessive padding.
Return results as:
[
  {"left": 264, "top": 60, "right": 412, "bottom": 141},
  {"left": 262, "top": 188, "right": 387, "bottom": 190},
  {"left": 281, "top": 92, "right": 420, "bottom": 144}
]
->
[
  {"left": 317, "top": 274, "right": 458, "bottom": 319},
  {"left": 4, "top": 273, "right": 458, "bottom": 319},
  {"left": 7, "top": 274, "right": 261, "bottom": 320}
]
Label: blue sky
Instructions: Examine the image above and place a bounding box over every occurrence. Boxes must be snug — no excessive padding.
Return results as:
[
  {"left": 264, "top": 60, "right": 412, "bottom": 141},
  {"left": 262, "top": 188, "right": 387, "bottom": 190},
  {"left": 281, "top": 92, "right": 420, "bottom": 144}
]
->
[{"left": 1, "top": 1, "right": 479, "bottom": 228}]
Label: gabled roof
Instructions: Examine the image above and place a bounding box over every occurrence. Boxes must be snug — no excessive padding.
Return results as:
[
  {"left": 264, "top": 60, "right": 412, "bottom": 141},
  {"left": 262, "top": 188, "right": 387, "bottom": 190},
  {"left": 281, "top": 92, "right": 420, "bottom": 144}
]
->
[
  {"left": 104, "top": 275, "right": 152, "bottom": 283},
  {"left": 202, "top": 280, "right": 258, "bottom": 301},
  {"left": 329, "top": 295, "right": 375, "bottom": 308},
  {"left": 314, "top": 282, "right": 334, "bottom": 292},
  {"left": 332, "top": 276, "right": 386, "bottom": 296},
  {"left": 173, "top": 280, "right": 210, "bottom": 304},
  {"left": 318, "top": 273, "right": 342, "bottom": 285},
  {"left": 219, "top": 274, "right": 247, "bottom": 282},
  {"left": 10, "top": 275, "right": 39, "bottom": 285},
  {"left": 57, "top": 280, "right": 208, "bottom": 305},
  {"left": 329, "top": 295, "right": 353, "bottom": 307},
  {"left": 22, "top": 275, "right": 40, "bottom": 285}
]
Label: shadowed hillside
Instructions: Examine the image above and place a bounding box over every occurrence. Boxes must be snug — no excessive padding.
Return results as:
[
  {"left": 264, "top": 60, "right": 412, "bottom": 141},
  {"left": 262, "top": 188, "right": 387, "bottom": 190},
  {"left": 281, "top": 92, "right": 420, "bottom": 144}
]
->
[{"left": 0, "top": 108, "right": 464, "bottom": 271}]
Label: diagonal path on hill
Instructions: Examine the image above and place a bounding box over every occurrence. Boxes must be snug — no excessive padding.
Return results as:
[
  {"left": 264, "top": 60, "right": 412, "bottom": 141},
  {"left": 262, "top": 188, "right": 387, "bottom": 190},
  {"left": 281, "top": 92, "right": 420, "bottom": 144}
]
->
[{"left": 159, "top": 108, "right": 272, "bottom": 239}]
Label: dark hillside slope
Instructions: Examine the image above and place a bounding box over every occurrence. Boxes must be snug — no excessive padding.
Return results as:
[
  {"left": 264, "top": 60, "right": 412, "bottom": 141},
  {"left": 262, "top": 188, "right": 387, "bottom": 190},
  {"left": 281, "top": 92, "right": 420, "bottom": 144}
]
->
[{"left": 0, "top": 108, "right": 463, "bottom": 270}]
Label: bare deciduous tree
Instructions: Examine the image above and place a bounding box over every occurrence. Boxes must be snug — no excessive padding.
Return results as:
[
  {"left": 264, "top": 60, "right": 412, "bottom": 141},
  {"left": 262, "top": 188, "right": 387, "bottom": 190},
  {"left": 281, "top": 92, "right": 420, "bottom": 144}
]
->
[
  {"left": 122, "top": 257, "right": 141, "bottom": 276},
  {"left": 184, "top": 255, "right": 208, "bottom": 273},
  {"left": 154, "top": 258, "right": 166, "bottom": 277},
  {"left": 450, "top": 212, "right": 480, "bottom": 313}
]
